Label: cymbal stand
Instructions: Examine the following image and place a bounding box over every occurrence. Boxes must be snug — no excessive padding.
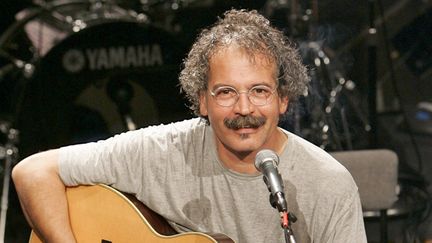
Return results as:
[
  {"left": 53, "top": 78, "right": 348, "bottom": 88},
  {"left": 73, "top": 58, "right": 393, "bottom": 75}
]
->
[
  {"left": 301, "top": 41, "right": 371, "bottom": 150},
  {"left": 309, "top": 42, "right": 352, "bottom": 149},
  {"left": 0, "top": 123, "right": 19, "bottom": 243},
  {"left": 297, "top": 41, "right": 336, "bottom": 149}
]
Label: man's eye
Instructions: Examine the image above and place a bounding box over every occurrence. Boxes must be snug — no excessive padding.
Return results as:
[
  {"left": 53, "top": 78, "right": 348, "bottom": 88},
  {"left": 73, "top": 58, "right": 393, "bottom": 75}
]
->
[
  {"left": 251, "top": 86, "right": 271, "bottom": 96},
  {"left": 221, "top": 89, "right": 232, "bottom": 94},
  {"left": 216, "top": 88, "right": 236, "bottom": 96}
]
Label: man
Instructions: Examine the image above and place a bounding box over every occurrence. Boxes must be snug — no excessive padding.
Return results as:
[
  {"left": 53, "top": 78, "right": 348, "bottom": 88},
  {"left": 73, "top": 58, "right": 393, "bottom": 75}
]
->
[{"left": 12, "top": 9, "right": 366, "bottom": 242}]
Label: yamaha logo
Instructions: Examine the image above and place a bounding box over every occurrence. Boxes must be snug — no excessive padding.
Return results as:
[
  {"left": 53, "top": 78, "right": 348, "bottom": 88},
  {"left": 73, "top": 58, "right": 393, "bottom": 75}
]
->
[{"left": 62, "top": 44, "right": 163, "bottom": 73}]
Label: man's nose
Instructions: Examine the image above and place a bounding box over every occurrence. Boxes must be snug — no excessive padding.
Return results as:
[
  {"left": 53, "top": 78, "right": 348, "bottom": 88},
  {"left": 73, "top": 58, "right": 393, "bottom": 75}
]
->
[{"left": 233, "top": 92, "right": 253, "bottom": 115}]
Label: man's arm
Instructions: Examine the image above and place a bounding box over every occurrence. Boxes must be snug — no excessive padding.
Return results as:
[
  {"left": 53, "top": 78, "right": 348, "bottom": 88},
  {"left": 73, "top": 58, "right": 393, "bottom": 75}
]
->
[{"left": 12, "top": 149, "right": 76, "bottom": 243}]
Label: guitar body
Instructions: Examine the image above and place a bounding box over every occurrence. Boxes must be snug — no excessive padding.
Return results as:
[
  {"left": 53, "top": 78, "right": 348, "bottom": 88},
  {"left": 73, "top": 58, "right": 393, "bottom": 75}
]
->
[{"left": 29, "top": 185, "right": 234, "bottom": 243}]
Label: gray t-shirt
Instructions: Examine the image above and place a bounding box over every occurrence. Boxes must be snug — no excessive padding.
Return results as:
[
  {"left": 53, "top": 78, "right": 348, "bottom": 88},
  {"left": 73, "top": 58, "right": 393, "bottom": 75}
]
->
[{"left": 59, "top": 118, "right": 366, "bottom": 243}]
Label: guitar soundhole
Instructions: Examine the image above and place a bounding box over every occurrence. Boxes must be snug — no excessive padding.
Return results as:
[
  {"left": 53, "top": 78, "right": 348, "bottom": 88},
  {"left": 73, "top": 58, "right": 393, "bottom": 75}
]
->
[{"left": 101, "top": 240, "right": 112, "bottom": 243}]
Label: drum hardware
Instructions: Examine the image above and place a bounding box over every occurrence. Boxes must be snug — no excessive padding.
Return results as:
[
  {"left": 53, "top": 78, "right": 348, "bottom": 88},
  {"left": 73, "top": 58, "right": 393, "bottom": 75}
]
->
[
  {"left": 137, "top": 0, "right": 210, "bottom": 36},
  {"left": 263, "top": 1, "right": 371, "bottom": 150},
  {"left": 0, "top": 49, "right": 35, "bottom": 80},
  {"left": 1, "top": 0, "right": 149, "bottom": 59},
  {"left": 139, "top": 0, "right": 198, "bottom": 11},
  {"left": 0, "top": 0, "right": 189, "bottom": 157},
  {"left": 308, "top": 42, "right": 371, "bottom": 132},
  {"left": 0, "top": 121, "right": 19, "bottom": 243},
  {"left": 263, "top": 0, "right": 315, "bottom": 38},
  {"left": 298, "top": 40, "right": 371, "bottom": 150}
]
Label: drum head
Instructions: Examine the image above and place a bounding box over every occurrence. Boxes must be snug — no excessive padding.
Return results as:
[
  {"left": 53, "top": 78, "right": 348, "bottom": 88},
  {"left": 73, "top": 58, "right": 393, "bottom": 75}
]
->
[{"left": 2, "top": 5, "right": 191, "bottom": 156}]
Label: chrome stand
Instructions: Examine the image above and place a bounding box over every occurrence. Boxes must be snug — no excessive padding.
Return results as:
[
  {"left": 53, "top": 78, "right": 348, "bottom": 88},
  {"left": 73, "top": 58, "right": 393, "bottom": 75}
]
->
[{"left": 0, "top": 123, "right": 19, "bottom": 243}]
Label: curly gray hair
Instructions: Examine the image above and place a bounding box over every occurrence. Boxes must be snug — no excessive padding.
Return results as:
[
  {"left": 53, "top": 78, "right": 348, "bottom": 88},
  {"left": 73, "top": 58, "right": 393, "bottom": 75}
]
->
[{"left": 179, "top": 9, "right": 309, "bottom": 116}]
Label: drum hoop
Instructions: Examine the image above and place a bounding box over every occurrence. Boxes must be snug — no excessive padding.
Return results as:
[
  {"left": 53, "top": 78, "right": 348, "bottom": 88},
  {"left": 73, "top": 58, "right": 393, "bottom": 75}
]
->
[
  {"left": 0, "top": 1, "right": 90, "bottom": 47},
  {"left": 0, "top": 0, "right": 140, "bottom": 49}
]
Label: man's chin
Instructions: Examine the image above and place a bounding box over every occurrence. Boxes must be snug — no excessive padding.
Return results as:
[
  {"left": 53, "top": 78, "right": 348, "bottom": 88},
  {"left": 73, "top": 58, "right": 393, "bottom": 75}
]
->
[{"left": 227, "top": 139, "right": 259, "bottom": 153}]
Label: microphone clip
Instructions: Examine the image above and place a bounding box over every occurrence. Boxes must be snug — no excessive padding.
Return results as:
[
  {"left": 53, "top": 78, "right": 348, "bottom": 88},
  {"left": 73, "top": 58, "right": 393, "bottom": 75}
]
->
[
  {"left": 269, "top": 191, "right": 288, "bottom": 213},
  {"left": 263, "top": 171, "right": 288, "bottom": 213}
]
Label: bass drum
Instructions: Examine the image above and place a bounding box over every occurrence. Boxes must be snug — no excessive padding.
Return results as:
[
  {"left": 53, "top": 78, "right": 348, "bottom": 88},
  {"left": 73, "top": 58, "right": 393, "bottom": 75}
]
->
[{"left": 0, "top": 1, "right": 191, "bottom": 157}]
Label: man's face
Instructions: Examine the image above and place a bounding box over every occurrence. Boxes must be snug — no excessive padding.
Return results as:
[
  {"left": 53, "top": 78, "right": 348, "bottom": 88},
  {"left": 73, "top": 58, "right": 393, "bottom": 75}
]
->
[{"left": 199, "top": 46, "right": 289, "bottom": 156}]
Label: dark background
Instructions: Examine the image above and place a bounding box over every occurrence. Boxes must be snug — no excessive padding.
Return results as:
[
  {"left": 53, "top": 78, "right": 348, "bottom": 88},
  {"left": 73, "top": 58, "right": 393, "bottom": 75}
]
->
[{"left": 0, "top": 0, "right": 431, "bottom": 242}]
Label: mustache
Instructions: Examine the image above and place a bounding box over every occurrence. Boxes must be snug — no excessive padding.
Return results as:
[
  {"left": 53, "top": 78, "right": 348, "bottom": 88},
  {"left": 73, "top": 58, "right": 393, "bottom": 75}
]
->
[{"left": 224, "top": 115, "right": 266, "bottom": 130}]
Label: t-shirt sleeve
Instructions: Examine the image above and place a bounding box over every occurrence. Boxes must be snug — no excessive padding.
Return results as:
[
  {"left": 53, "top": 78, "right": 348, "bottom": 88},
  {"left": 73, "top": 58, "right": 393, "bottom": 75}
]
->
[
  {"left": 58, "top": 118, "right": 204, "bottom": 196},
  {"left": 326, "top": 190, "right": 367, "bottom": 243},
  {"left": 58, "top": 128, "right": 147, "bottom": 193}
]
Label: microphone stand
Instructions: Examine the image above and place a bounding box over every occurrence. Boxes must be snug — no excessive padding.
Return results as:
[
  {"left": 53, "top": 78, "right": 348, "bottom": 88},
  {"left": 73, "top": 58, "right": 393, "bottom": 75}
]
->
[
  {"left": 269, "top": 192, "right": 297, "bottom": 243},
  {"left": 256, "top": 150, "right": 297, "bottom": 242},
  {"left": 265, "top": 177, "right": 297, "bottom": 243},
  {"left": 283, "top": 223, "right": 296, "bottom": 243}
]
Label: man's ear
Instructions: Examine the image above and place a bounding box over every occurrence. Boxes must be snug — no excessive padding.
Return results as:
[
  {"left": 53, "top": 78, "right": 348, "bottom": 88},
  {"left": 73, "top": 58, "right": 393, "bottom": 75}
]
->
[
  {"left": 279, "top": 96, "right": 289, "bottom": 114},
  {"left": 199, "top": 91, "right": 208, "bottom": 116}
]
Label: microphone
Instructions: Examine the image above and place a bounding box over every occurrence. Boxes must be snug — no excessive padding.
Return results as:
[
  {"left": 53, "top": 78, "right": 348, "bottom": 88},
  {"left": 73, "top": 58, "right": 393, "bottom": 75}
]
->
[{"left": 255, "top": 149, "right": 288, "bottom": 212}]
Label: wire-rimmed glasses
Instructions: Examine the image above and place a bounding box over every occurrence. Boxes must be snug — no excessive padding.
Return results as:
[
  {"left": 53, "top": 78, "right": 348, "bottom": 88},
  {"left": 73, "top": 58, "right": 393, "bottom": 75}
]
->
[{"left": 209, "top": 85, "right": 277, "bottom": 107}]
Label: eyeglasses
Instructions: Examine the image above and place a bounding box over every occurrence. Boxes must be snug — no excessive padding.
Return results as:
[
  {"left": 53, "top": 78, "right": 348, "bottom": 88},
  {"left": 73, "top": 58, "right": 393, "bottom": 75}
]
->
[{"left": 209, "top": 85, "right": 277, "bottom": 107}]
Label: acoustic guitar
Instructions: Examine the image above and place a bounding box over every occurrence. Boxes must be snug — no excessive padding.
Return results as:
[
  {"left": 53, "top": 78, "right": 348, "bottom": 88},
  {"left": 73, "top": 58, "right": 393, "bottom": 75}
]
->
[{"left": 29, "top": 184, "right": 234, "bottom": 243}]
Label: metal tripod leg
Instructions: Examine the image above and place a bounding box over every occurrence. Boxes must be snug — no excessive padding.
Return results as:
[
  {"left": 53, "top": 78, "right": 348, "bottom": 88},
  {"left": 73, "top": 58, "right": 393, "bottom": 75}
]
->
[
  {"left": 0, "top": 125, "right": 19, "bottom": 243},
  {"left": 0, "top": 146, "right": 18, "bottom": 242},
  {"left": 0, "top": 149, "right": 13, "bottom": 243}
]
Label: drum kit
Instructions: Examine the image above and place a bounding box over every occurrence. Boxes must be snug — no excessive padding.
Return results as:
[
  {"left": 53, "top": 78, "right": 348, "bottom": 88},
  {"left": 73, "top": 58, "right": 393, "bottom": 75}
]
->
[
  {"left": 0, "top": 0, "right": 370, "bottom": 239},
  {"left": 262, "top": 0, "right": 371, "bottom": 151},
  {"left": 0, "top": 0, "right": 196, "bottom": 157}
]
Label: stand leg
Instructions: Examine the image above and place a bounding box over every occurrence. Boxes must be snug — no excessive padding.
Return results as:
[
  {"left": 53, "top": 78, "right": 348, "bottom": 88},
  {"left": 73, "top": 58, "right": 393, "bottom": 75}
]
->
[
  {"left": 379, "top": 209, "right": 388, "bottom": 243},
  {"left": 0, "top": 148, "right": 13, "bottom": 242}
]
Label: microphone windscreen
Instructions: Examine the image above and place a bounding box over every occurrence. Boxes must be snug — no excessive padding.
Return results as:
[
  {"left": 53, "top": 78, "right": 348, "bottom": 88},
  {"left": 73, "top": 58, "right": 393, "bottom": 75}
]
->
[{"left": 254, "top": 149, "right": 279, "bottom": 171}]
